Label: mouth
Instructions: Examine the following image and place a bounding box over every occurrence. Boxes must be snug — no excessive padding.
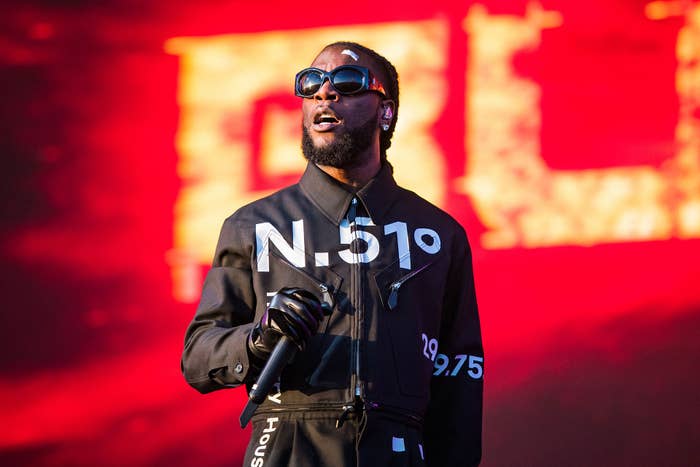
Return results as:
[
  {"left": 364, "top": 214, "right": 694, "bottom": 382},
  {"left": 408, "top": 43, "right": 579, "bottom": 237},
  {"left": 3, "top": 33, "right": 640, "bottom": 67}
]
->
[{"left": 311, "top": 110, "right": 342, "bottom": 132}]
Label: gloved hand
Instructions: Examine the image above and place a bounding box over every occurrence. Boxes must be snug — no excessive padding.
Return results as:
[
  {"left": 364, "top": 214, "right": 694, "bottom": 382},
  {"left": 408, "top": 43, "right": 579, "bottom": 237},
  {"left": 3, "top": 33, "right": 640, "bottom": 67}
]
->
[{"left": 247, "top": 287, "right": 324, "bottom": 363}]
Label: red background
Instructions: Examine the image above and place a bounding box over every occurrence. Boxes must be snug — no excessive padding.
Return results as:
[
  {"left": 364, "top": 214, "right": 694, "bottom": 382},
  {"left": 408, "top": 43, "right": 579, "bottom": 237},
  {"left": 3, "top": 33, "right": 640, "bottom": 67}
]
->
[{"left": 1, "top": 0, "right": 699, "bottom": 465}]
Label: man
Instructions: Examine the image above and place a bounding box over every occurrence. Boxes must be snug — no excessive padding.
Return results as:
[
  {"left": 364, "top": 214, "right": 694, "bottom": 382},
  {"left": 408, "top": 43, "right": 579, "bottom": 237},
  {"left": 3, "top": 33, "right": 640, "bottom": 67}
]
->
[{"left": 181, "top": 41, "right": 483, "bottom": 466}]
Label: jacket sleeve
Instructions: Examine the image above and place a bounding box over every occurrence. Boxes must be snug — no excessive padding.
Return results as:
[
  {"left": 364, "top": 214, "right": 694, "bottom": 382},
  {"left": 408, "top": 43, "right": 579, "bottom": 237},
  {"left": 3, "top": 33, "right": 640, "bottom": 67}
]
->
[
  {"left": 423, "top": 227, "right": 483, "bottom": 466},
  {"left": 181, "top": 217, "right": 259, "bottom": 394}
]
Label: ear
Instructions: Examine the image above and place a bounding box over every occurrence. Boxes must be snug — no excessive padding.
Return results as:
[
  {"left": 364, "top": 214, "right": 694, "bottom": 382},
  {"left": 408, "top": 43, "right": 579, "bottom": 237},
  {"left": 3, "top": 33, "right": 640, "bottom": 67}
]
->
[{"left": 379, "top": 99, "right": 396, "bottom": 126}]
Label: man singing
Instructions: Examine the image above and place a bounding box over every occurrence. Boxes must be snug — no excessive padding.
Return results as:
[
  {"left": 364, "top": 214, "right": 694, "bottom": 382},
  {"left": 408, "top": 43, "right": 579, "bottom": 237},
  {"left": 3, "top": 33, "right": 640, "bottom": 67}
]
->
[{"left": 181, "top": 41, "right": 483, "bottom": 466}]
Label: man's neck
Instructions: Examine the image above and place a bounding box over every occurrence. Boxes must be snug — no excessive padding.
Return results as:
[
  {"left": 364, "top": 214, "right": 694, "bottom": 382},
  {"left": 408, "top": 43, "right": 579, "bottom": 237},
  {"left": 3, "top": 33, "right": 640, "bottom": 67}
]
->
[{"left": 316, "top": 159, "right": 381, "bottom": 188}]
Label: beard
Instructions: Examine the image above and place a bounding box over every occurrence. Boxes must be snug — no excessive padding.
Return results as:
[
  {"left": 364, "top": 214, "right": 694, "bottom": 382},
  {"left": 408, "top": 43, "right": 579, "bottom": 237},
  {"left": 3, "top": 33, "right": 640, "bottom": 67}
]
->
[{"left": 301, "top": 114, "right": 378, "bottom": 169}]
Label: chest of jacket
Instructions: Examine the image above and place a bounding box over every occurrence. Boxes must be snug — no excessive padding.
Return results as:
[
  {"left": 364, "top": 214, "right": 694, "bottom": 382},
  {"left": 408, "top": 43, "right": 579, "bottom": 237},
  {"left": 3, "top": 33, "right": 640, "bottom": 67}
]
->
[{"left": 241, "top": 195, "right": 453, "bottom": 417}]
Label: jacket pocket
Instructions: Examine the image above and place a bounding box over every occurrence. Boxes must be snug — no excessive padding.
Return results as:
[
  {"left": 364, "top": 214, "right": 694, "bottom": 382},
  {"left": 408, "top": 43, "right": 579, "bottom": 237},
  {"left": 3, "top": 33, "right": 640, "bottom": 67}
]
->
[
  {"left": 373, "top": 256, "right": 443, "bottom": 398},
  {"left": 270, "top": 249, "right": 342, "bottom": 310}
]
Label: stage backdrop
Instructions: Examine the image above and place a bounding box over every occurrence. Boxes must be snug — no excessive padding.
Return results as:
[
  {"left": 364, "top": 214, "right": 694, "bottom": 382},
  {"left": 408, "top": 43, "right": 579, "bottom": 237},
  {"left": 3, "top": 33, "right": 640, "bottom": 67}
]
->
[{"left": 2, "top": 0, "right": 699, "bottom": 465}]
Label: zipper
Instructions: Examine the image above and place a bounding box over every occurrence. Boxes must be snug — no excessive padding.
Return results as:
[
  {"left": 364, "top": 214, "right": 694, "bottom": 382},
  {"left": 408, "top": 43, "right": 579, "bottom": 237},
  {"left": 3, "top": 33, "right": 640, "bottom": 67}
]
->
[
  {"left": 258, "top": 403, "right": 359, "bottom": 429},
  {"left": 347, "top": 197, "right": 364, "bottom": 401},
  {"left": 387, "top": 261, "right": 435, "bottom": 310},
  {"left": 256, "top": 403, "right": 348, "bottom": 413},
  {"left": 364, "top": 401, "right": 424, "bottom": 427},
  {"left": 254, "top": 402, "right": 351, "bottom": 422},
  {"left": 255, "top": 400, "right": 423, "bottom": 429},
  {"left": 335, "top": 396, "right": 366, "bottom": 428},
  {"left": 317, "top": 283, "right": 333, "bottom": 313}
]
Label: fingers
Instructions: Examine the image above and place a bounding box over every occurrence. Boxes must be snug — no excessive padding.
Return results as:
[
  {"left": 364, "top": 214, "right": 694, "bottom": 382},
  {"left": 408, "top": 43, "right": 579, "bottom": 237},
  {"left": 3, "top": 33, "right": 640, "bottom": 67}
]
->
[
  {"left": 285, "top": 288, "right": 325, "bottom": 321},
  {"left": 275, "top": 287, "right": 324, "bottom": 323},
  {"left": 269, "top": 296, "right": 316, "bottom": 335},
  {"left": 268, "top": 308, "right": 311, "bottom": 347},
  {"left": 267, "top": 288, "right": 325, "bottom": 349}
]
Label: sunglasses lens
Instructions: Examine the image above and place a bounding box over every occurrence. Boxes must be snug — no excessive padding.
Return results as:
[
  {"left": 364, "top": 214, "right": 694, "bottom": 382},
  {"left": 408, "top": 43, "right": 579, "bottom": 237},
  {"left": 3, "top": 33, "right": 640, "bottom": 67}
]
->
[
  {"left": 296, "top": 67, "right": 371, "bottom": 97},
  {"left": 298, "top": 70, "right": 323, "bottom": 96},
  {"left": 331, "top": 68, "right": 365, "bottom": 94}
]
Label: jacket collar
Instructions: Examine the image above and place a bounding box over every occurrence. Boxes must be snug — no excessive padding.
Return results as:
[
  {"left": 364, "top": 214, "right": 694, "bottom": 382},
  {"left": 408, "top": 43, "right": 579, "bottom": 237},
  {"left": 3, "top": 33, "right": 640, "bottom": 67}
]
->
[{"left": 298, "top": 162, "right": 400, "bottom": 226}]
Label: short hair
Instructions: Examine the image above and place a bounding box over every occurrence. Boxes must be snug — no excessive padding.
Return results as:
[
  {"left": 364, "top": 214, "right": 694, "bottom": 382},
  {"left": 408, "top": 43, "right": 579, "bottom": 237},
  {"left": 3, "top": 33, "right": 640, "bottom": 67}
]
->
[{"left": 322, "top": 41, "right": 399, "bottom": 162}]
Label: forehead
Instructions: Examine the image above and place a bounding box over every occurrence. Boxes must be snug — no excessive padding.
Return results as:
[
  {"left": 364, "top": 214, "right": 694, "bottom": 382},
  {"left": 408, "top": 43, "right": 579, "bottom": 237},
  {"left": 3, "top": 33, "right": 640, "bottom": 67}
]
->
[{"left": 310, "top": 47, "right": 377, "bottom": 74}]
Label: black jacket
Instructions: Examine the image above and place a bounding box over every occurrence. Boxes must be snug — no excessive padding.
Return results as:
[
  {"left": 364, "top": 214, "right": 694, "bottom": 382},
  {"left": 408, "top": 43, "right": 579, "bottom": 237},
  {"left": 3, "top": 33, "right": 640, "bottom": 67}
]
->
[{"left": 182, "top": 162, "right": 483, "bottom": 465}]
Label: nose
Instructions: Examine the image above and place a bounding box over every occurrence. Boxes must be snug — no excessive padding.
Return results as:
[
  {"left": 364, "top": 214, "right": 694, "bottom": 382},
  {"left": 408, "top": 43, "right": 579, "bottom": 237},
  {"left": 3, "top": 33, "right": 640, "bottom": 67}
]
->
[{"left": 314, "top": 77, "right": 339, "bottom": 101}]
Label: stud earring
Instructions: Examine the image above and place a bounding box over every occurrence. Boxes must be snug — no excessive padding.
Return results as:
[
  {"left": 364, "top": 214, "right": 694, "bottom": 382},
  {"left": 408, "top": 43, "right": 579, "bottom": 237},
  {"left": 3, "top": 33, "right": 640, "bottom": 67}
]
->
[{"left": 382, "top": 124, "right": 390, "bottom": 131}]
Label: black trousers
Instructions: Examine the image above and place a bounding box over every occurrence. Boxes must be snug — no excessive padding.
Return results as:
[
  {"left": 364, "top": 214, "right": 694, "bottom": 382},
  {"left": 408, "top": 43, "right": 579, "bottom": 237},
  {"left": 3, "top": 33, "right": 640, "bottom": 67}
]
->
[{"left": 243, "top": 410, "right": 426, "bottom": 467}]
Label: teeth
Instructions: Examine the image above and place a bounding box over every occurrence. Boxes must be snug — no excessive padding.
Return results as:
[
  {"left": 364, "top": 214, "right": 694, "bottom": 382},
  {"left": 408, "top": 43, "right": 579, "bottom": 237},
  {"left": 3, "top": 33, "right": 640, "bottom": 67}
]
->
[{"left": 315, "top": 112, "right": 339, "bottom": 124}]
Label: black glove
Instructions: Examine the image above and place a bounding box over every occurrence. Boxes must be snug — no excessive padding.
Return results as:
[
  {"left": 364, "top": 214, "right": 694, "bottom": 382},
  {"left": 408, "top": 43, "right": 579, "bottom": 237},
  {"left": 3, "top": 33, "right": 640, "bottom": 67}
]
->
[{"left": 247, "top": 287, "right": 324, "bottom": 363}]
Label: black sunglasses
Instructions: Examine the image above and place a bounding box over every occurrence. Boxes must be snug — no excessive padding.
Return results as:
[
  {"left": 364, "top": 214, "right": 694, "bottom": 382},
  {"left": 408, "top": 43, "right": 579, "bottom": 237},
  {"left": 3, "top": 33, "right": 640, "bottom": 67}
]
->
[{"left": 295, "top": 65, "right": 387, "bottom": 98}]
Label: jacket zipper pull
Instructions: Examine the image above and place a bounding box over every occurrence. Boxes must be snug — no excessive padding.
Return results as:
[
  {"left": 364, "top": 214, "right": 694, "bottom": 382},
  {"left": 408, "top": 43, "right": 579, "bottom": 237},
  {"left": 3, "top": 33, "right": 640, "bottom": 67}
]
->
[
  {"left": 336, "top": 404, "right": 354, "bottom": 428},
  {"left": 386, "top": 262, "right": 434, "bottom": 311},
  {"left": 347, "top": 197, "right": 357, "bottom": 224},
  {"left": 319, "top": 283, "right": 333, "bottom": 313},
  {"left": 388, "top": 281, "right": 401, "bottom": 310}
]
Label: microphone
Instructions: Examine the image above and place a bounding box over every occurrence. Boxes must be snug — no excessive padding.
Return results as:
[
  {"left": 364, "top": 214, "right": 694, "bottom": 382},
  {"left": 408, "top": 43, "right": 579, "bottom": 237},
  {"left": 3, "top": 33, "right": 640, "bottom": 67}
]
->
[{"left": 239, "top": 336, "right": 297, "bottom": 428}]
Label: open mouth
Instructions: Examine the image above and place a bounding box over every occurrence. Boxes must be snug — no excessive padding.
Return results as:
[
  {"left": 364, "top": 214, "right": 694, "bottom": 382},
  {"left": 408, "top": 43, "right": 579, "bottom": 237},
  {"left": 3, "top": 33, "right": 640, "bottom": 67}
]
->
[{"left": 312, "top": 111, "right": 342, "bottom": 131}]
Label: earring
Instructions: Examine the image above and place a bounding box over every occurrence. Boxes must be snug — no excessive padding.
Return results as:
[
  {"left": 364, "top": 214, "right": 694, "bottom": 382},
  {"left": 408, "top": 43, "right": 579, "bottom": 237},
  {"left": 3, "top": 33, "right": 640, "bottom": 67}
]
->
[{"left": 382, "top": 124, "right": 390, "bottom": 131}]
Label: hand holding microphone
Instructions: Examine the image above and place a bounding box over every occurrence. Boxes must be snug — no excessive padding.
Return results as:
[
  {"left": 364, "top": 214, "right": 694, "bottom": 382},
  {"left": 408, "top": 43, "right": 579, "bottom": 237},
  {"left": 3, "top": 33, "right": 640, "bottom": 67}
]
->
[
  {"left": 247, "top": 287, "right": 325, "bottom": 359},
  {"left": 241, "top": 287, "right": 325, "bottom": 427}
]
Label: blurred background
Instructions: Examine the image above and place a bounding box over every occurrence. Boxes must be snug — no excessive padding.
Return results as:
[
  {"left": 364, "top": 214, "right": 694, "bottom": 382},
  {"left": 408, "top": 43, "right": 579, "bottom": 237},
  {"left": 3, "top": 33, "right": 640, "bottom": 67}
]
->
[{"left": 1, "top": 0, "right": 699, "bottom": 465}]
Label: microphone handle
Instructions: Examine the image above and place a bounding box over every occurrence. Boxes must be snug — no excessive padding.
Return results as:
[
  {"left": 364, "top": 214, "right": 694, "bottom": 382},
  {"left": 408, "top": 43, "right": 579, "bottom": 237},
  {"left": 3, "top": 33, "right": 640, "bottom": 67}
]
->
[{"left": 249, "top": 336, "right": 297, "bottom": 404}]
